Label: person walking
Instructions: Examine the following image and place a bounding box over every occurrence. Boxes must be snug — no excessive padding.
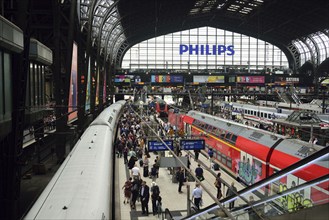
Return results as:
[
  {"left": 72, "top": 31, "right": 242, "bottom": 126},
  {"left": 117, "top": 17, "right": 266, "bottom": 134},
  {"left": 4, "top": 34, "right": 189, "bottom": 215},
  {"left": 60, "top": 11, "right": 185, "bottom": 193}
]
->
[
  {"left": 131, "top": 163, "right": 141, "bottom": 180},
  {"left": 195, "top": 164, "right": 204, "bottom": 182},
  {"left": 226, "top": 182, "right": 238, "bottom": 210},
  {"left": 140, "top": 181, "right": 150, "bottom": 215},
  {"left": 122, "top": 177, "right": 132, "bottom": 204},
  {"left": 123, "top": 145, "right": 129, "bottom": 164},
  {"left": 194, "top": 149, "right": 200, "bottom": 161},
  {"left": 208, "top": 148, "right": 214, "bottom": 167},
  {"left": 143, "top": 155, "right": 149, "bottom": 177},
  {"left": 192, "top": 183, "right": 203, "bottom": 210},
  {"left": 150, "top": 182, "right": 160, "bottom": 215},
  {"left": 130, "top": 180, "right": 139, "bottom": 209}
]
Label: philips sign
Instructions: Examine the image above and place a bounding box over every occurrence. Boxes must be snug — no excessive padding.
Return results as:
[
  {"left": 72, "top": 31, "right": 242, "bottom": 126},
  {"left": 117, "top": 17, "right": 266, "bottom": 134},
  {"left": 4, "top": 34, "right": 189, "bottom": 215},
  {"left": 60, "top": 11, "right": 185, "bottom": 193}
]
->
[{"left": 179, "top": 44, "right": 235, "bottom": 55}]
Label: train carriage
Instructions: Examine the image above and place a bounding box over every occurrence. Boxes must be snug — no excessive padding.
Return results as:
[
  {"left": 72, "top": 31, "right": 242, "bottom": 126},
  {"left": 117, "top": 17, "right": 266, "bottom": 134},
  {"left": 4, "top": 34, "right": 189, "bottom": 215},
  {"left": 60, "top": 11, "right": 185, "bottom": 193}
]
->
[
  {"left": 24, "top": 100, "right": 126, "bottom": 220},
  {"left": 181, "top": 110, "right": 329, "bottom": 210}
]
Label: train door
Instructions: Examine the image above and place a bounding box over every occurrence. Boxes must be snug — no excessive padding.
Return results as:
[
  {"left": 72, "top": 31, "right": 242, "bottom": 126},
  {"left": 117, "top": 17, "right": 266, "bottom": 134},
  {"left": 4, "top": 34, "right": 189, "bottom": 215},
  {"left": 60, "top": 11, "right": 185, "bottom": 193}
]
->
[
  {"left": 238, "top": 152, "right": 263, "bottom": 186},
  {"left": 184, "top": 122, "right": 191, "bottom": 138}
]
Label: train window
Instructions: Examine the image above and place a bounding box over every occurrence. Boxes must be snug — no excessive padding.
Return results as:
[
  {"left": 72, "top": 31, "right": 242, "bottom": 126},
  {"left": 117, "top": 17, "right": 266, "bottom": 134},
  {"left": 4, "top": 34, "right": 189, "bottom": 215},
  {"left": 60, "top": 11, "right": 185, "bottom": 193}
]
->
[
  {"left": 108, "top": 116, "right": 113, "bottom": 124},
  {"left": 221, "top": 154, "right": 227, "bottom": 164},
  {"left": 247, "top": 110, "right": 250, "bottom": 114},
  {"left": 220, "top": 130, "right": 226, "bottom": 138},
  {"left": 207, "top": 125, "right": 213, "bottom": 132},
  {"left": 225, "top": 132, "right": 232, "bottom": 140},
  {"left": 264, "top": 113, "right": 267, "bottom": 118},
  {"left": 227, "top": 157, "right": 232, "bottom": 169},
  {"left": 217, "top": 151, "right": 221, "bottom": 161},
  {"left": 268, "top": 114, "right": 272, "bottom": 119},
  {"left": 231, "top": 135, "right": 237, "bottom": 143},
  {"left": 261, "top": 112, "right": 263, "bottom": 117},
  {"left": 244, "top": 109, "right": 247, "bottom": 114},
  {"left": 213, "top": 128, "right": 219, "bottom": 135}
]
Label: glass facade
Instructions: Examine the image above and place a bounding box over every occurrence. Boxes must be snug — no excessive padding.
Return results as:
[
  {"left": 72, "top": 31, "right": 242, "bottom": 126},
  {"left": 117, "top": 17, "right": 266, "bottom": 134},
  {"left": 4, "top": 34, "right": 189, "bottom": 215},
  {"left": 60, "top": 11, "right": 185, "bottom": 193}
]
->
[
  {"left": 122, "top": 26, "right": 289, "bottom": 71},
  {"left": 292, "top": 30, "right": 329, "bottom": 66}
]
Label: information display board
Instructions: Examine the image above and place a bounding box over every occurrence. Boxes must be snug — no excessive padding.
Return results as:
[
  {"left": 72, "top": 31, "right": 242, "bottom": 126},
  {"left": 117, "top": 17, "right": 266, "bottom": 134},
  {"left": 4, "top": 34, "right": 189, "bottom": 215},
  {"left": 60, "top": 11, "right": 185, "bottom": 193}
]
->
[
  {"left": 180, "top": 139, "right": 205, "bottom": 150},
  {"left": 148, "top": 140, "right": 174, "bottom": 152}
]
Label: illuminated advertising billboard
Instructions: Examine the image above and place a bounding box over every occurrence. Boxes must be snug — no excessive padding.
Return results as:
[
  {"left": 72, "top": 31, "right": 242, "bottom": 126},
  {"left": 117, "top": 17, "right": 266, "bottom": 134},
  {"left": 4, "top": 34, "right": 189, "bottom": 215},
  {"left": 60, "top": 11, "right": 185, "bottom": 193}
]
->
[
  {"left": 85, "top": 57, "right": 91, "bottom": 112},
  {"left": 114, "top": 75, "right": 141, "bottom": 83},
  {"left": 179, "top": 44, "right": 235, "bottom": 56},
  {"left": 193, "top": 75, "right": 224, "bottom": 83},
  {"left": 68, "top": 42, "right": 78, "bottom": 123},
  {"left": 236, "top": 76, "right": 265, "bottom": 84},
  {"left": 151, "top": 75, "right": 183, "bottom": 83},
  {"left": 103, "top": 71, "right": 106, "bottom": 103},
  {"left": 95, "top": 69, "right": 100, "bottom": 106}
]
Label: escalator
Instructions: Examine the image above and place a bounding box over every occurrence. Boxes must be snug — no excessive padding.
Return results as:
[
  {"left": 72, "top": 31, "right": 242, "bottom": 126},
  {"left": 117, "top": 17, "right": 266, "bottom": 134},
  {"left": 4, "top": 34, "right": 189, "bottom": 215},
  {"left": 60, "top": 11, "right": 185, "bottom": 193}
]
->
[{"left": 181, "top": 147, "right": 329, "bottom": 220}]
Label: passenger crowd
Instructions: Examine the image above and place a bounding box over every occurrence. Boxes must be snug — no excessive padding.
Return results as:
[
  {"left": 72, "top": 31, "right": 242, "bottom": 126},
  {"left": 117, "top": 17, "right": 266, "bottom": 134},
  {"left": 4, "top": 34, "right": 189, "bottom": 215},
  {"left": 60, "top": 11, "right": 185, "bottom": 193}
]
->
[
  {"left": 116, "top": 104, "right": 262, "bottom": 219},
  {"left": 117, "top": 106, "right": 162, "bottom": 216}
]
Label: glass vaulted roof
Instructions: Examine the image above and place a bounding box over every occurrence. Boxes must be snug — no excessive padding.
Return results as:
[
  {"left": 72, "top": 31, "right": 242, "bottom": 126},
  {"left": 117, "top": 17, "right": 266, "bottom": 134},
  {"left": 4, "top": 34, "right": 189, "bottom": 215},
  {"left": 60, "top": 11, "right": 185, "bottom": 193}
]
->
[{"left": 80, "top": 0, "right": 125, "bottom": 61}]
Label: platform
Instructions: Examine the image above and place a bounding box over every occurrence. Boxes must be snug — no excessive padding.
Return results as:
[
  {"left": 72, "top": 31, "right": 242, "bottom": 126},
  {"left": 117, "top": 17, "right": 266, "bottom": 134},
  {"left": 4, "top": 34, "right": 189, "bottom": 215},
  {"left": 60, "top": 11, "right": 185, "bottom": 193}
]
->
[{"left": 115, "top": 146, "right": 246, "bottom": 219}]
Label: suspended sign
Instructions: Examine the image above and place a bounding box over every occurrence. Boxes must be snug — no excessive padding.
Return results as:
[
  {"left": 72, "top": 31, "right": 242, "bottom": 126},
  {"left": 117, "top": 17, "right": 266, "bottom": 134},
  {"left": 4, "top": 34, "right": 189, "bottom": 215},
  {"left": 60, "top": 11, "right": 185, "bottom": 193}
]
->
[
  {"left": 148, "top": 140, "right": 174, "bottom": 152},
  {"left": 180, "top": 139, "right": 205, "bottom": 150}
]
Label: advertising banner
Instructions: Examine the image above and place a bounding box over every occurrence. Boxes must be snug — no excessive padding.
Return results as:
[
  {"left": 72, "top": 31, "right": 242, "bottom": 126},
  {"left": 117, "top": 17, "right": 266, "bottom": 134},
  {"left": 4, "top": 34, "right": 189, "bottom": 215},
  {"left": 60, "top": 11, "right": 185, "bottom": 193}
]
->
[
  {"left": 68, "top": 42, "right": 78, "bottom": 122},
  {"left": 151, "top": 75, "right": 183, "bottom": 83},
  {"left": 193, "top": 75, "right": 224, "bottom": 83},
  {"left": 236, "top": 76, "right": 265, "bottom": 83}
]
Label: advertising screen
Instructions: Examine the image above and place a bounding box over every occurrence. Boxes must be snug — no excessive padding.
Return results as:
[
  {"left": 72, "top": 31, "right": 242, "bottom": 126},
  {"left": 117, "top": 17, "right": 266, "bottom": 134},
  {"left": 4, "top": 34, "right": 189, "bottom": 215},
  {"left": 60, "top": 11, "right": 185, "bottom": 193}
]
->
[
  {"left": 103, "top": 71, "right": 106, "bottom": 103},
  {"left": 193, "top": 75, "right": 224, "bottom": 83},
  {"left": 85, "top": 57, "right": 91, "bottom": 112},
  {"left": 236, "top": 76, "right": 265, "bottom": 84},
  {"left": 95, "top": 69, "right": 100, "bottom": 106},
  {"left": 68, "top": 42, "right": 78, "bottom": 123},
  {"left": 151, "top": 75, "right": 183, "bottom": 83}
]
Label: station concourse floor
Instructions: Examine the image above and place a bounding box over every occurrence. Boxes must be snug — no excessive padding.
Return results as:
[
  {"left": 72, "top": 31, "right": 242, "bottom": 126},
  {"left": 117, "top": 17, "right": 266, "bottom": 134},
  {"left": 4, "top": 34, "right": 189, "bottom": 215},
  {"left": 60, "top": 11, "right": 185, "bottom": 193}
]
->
[{"left": 115, "top": 149, "right": 246, "bottom": 220}]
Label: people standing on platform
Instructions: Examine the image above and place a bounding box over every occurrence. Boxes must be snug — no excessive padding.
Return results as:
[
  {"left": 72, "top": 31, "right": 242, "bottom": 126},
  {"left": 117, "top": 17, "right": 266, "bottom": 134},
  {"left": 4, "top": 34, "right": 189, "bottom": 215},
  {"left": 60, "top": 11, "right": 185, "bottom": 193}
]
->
[
  {"left": 186, "top": 154, "right": 191, "bottom": 169},
  {"left": 194, "top": 149, "right": 200, "bottom": 161},
  {"left": 155, "top": 157, "right": 160, "bottom": 178},
  {"left": 177, "top": 168, "right": 185, "bottom": 193},
  {"left": 195, "top": 164, "right": 204, "bottom": 182},
  {"left": 130, "top": 180, "right": 140, "bottom": 209},
  {"left": 226, "top": 182, "right": 238, "bottom": 210},
  {"left": 131, "top": 164, "right": 141, "bottom": 180},
  {"left": 123, "top": 145, "right": 129, "bottom": 164},
  {"left": 128, "top": 155, "right": 137, "bottom": 169},
  {"left": 151, "top": 182, "right": 160, "bottom": 215},
  {"left": 208, "top": 148, "right": 214, "bottom": 168},
  {"left": 150, "top": 164, "right": 158, "bottom": 182},
  {"left": 140, "top": 181, "right": 150, "bottom": 215},
  {"left": 122, "top": 177, "right": 132, "bottom": 204},
  {"left": 143, "top": 155, "right": 149, "bottom": 177},
  {"left": 214, "top": 172, "right": 222, "bottom": 200},
  {"left": 192, "top": 183, "right": 203, "bottom": 210}
]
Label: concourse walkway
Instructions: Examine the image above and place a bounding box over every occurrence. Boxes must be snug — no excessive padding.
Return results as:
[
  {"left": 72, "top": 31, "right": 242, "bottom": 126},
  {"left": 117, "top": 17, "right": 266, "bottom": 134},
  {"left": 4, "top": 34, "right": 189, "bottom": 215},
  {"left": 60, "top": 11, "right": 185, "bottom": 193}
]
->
[{"left": 115, "top": 142, "right": 246, "bottom": 219}]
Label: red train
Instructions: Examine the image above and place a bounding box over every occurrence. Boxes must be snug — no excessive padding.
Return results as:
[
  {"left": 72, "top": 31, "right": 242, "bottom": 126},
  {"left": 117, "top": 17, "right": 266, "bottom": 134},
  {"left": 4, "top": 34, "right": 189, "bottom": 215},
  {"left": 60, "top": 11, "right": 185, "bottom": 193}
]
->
[
  {"left": 155, "top": 98, "right": 168, "bottom": 117},
  {"left": 169, "top": 110, "right": 329, "bottom": 211}
]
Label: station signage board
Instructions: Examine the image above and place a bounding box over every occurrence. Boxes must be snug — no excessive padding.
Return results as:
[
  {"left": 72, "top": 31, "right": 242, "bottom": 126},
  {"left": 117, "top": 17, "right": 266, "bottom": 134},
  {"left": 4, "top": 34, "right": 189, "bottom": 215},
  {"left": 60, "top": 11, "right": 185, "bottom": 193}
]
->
[
  {"left": 180, "top": 139, "right": 205, "bottom": 150},
  {"left": 148, "top": 140, "right": 174, "bottom": 152}
]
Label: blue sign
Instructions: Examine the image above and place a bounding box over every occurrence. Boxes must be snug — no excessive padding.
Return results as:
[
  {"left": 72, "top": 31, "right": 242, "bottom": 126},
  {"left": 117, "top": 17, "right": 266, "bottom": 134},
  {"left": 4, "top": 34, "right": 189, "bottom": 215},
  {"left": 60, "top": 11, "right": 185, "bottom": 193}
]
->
[
  {"left": 148, "top": 140, "right": 174, "bottom": 152},
  {"left": 180, "top": 139, "right": 205, "bottom": 150}
]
